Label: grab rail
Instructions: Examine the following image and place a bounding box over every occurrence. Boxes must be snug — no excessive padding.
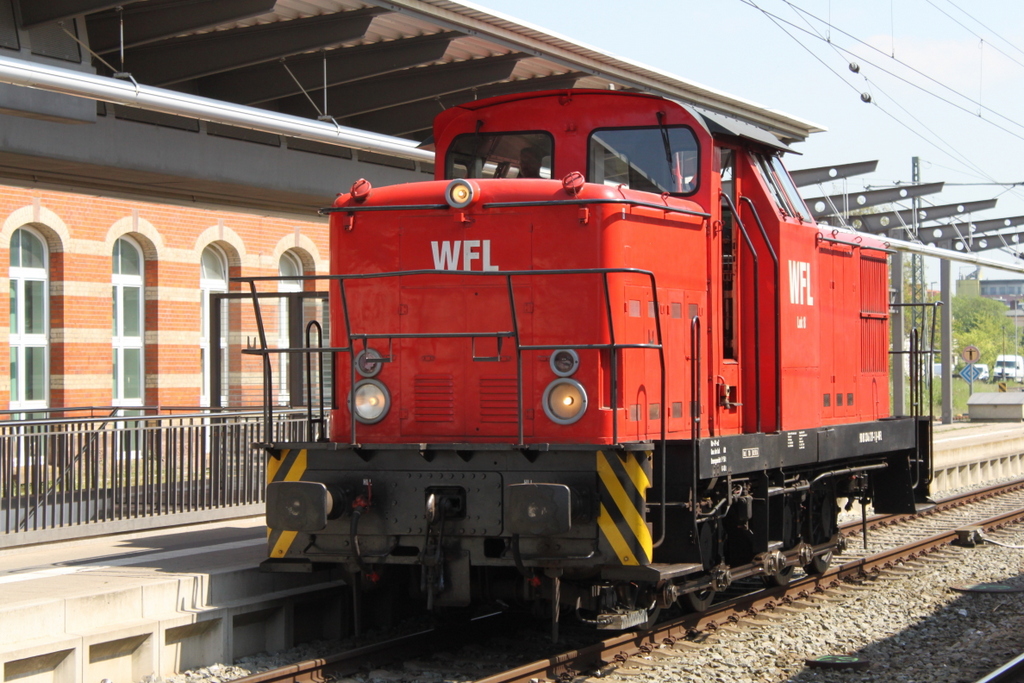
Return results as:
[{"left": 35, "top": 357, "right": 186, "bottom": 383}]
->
[
  {"left": 236, "top": 267, "right": 668, "bottom": 449},
  {"left": 738, "top": 197, "right": 782, "bottom": 431},
  {"left": 721, "top": 192, "right": 761, "bottom": 433}
]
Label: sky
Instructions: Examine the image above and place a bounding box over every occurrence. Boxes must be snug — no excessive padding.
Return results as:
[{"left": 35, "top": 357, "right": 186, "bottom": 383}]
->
[{"left": 469, "top": 0, "right": 1024, "bottom": 279}]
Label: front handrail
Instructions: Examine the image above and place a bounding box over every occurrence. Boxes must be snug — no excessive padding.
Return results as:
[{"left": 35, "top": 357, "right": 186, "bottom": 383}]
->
[
  {"left": 236, "top": 267, "right": 667, "bottom": 449},
  {"left": 305, "top": 320, "right": 328, "bottom": 443}
]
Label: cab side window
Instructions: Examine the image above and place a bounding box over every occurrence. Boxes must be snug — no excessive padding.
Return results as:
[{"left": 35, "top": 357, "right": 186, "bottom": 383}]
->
[
  {"left": 446, "top": 132, "right": 553, "bottom": 179},
  {"left": 588, "top": 126, "right": 699, "bottom": 195}
]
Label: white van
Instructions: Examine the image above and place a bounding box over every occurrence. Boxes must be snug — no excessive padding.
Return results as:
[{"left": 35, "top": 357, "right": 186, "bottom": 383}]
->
[{"left": 993, "top": 355, "right": 1024, "bottom": 382}]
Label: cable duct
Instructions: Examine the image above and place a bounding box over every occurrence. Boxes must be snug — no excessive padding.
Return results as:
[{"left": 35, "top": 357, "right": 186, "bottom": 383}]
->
[{"left": 0, "top": 54, "right": 434, "bottom": 163}]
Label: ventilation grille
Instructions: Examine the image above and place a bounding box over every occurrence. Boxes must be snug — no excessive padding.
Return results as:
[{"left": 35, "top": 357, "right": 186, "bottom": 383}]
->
[
  {"left": 0, "top": 0, "right": 19, "bottom": 51},
  {"left": 414, "top": 374, "right": 454, "bottom": 422},
  {"left": 861, "top": 318, "right": 887, "bottom": 373},
  {"left": 479, "top": 376, "right": 518, "bottom": 423},
  {"left": 29, "top": 21, "right": 80, "bottom": 62}
]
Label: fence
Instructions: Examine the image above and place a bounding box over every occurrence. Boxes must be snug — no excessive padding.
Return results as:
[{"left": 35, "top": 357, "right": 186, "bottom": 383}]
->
[{"left": 0, "top": 408, "right": 305, "bottom": 548}]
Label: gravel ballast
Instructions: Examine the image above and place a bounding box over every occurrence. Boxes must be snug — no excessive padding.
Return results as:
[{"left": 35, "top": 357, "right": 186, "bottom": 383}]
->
[
  {"left": 613, "top": 524, "right": 1024, "bottom": 683},
  {"left": 146, "top": 485, "right": 1024, "bottom": 683}
]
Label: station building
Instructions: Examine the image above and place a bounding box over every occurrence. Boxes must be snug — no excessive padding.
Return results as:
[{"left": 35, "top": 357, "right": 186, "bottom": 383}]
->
[{"left": 1, "top": 184, "right": 328, "bottom": 414}]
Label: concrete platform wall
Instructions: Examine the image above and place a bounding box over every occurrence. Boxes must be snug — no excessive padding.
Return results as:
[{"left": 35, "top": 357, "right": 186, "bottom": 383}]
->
[
  {"left": 0, "top": 564, "right": 348, "bottom": 682},
  {"left": 930, "top": 425, "right": 1024, "bottom": 493}
]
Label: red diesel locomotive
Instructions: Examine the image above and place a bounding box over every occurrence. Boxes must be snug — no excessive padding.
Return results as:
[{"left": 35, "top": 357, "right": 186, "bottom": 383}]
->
[{"left": 249, "top": 89, "right": 932, "bottom": 631}]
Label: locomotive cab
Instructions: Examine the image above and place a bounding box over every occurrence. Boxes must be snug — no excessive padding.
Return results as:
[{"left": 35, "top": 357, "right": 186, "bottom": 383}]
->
[{"left": 247, "top": 89, "right": 933, "bottom": 635}]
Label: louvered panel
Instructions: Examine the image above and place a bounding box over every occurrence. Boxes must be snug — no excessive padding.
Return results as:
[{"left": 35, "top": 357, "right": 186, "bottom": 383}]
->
[
  {"left": 414, "top": 373, "right": 455, "bottom": 422},
  {"left": 479, "top": 376, "right": 519, "bottom": 423},
  {"left": 861, "top": 318, "right": 887, "bottom": 373},
  {"left": 860, "top": 255, "right": 889, "bottom": 373}
]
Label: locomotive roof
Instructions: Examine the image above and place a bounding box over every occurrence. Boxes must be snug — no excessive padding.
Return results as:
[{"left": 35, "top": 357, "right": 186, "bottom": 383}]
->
[{"left": 437, "top": 89, "right": 796, "bottom": 152}]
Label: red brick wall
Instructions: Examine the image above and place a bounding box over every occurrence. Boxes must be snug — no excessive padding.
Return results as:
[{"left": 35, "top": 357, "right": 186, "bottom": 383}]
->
[{"left": 0, "top": 185, "right": 328, "bottom": 411}]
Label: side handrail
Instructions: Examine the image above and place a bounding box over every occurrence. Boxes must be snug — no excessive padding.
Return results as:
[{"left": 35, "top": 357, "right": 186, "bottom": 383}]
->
[
  {"left": 244, "top": 280, "right": 274, "bottom": 445},
  {"left": 305, "top": 320, "right": 328, "bottom": 442},
  {"left": 721, "top": 192, "right": 761, "bottom": 433},
  {"left": 689, "top": 315, "right": 703, "bottom": 561},
  {"left": 738, "top": 196, "right": 782, "bottom": 432}
]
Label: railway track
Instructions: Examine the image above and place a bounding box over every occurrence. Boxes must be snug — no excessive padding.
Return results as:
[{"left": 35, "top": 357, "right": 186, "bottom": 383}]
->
[
  {"left": 230, "top": 477, "right": 1024, "bottom": 683},
  {"left": 973, "top": 651, "right": 1024, "bottom": 683}
]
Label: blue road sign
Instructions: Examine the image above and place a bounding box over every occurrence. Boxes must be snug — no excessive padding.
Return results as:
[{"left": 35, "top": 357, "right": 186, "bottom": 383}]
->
[{"left": 960, "top": 364, "right": 984, "bottom": 382}]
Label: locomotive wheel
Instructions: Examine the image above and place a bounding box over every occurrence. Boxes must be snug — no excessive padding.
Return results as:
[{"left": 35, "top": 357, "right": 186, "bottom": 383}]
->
[
  {"left": 803, "top": 549, "right": 833, "bottom": 575},
  {"left": 683, "top": 587, "right": 716, "bottom": 612},
  {"left": 640, "top": 604, "right": 662, "bottom": 630},
  {"left": 762, "top": 564, "right": 795, "bottom": 587}
]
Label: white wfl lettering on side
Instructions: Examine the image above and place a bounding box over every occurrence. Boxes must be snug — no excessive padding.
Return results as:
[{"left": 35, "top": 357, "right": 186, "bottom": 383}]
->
[
  {"left": 788, "top": 260, "right": 813, "bottom": 328},
  {"left": 431, "top": 240, "right": 500, "bottom": 271}
]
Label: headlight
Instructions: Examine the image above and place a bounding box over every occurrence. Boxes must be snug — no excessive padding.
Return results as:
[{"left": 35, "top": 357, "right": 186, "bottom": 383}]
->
[
  {"left": 542, "top": 379, "right": 587, "bottom": 424},
  {"left": 445, "top": 179, "right": 479, "bottom": 209},
  {"left": 352, "top": 379, "right": 390, "bottom": 424},
  {"left": 354, "top": 348, "right": 383, "bottom": 378},
  {"left": 549, "top": 349, "right": 579, "bottom": 377}
]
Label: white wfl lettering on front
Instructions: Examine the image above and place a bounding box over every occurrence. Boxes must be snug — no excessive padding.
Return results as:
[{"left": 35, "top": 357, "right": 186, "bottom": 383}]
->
[
  {"left": 788, "top": 260, "right": 814, "bottom": 305},
  {"left": 431, "top": 240, "right": 500, "bottom": 271}
]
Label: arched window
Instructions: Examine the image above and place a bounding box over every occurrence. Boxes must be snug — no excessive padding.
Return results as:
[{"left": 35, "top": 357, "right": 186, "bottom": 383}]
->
[
  {"left": 9, "top": 228, "right": 49, "bottom": 411},
  {"left": 200, "top": 245, "right": 228, "bottom": 406},
  {"left": 112, "top": 237, "right": 144, "bottom": 407},
  {"left": 277, "top": 251, "right": 303, "bottom": 405}
]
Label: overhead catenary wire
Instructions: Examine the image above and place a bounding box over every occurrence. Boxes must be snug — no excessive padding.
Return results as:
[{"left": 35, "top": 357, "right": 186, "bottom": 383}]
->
[
  {"left": 783, "top": 0, "right": 1024, "bottom": 131},
  {"left": 742, "top": 0, "right": 1000, "bottom": 184},
  {"left": 942, "top": 0, "right": 1024, "bottom": 61},
  {"left": 743, "top": 0, "right": 1024, "bottom": 139},
  {"left": 742, "top": 0, "right": 1024, "bottom": 209},
  {"left": 775, "top": 0, "right": 996, "bottom": 180},
  {"left": 925, "top": 0, "right": 1024, "bottom": 72}
]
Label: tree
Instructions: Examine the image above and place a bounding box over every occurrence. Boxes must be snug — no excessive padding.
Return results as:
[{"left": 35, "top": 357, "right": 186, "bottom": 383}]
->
[{"left": 951, "top": 292, "right": 1016, "bottom": 367}]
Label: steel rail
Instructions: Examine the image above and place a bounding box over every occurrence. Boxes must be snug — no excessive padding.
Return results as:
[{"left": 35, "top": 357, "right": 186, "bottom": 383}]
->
[
  {"left": 229, "top": 613, "right": 516, "bottom": 683},
  {"left": 230, "top": 477, "right": 1024, "bottom": 683},
  {"left": 972, "top": 651, "right": 1024, "bottom": 683},
  {"left": 471, "top": 494, "right": 1024, "bottom": 683},
  {"left": 840, "top": 477, "right": 1024, "bottom": 540}
]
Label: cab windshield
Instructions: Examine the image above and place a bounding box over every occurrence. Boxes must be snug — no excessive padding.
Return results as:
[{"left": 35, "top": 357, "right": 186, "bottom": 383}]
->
[
  {"left": 446, "top": 132, "right": 553, "bottom": 179},
  {"left": 588, "top": 126, "right": 699, "bottom": 195},
  {"left": 753, "top": 153, "right": 810, "bottom": 221}
]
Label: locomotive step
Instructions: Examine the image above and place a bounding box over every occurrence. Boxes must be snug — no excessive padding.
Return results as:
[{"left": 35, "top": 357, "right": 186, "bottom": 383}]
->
[{"left": 601, "top": 563, "right": 703, "bottom": 582}]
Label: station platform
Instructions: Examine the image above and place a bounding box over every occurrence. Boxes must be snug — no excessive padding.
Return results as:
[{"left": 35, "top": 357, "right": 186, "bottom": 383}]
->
[
  {"left": 0, "top": 517, "right": 347, "bottom": 682},
  {"left": 931, "top": 421, "right": 1024, "bottom": 491},
  {"left": 2, "top": 421, "right": 1023, "bottom": 682}
]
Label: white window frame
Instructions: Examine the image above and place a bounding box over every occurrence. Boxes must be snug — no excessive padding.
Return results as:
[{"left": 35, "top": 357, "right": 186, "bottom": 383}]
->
[
  {"left": 277, "top": 251, "right": 303, "bottom": 406},
  {"left": 200, "top": 245, "right": 228, "bottom": 407},
  {"left": 9, "top": 227, "right": 49, "bottom": 413},
  {"left": 112, "top": 236, "right": 145, "bottom": 409}
]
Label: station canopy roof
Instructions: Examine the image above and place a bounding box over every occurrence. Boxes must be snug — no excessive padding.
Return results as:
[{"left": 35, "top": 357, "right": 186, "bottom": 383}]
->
[{"left": 20, "top": 0, "right": 823, "bottom": 145}]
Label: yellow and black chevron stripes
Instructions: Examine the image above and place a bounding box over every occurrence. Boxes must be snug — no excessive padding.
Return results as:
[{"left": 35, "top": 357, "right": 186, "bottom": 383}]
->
[
  {"left": 596, "top": 450, "right": 652, "bottom": 565},
  {"left": 267, "top": 449, "right": 308, "bottom": 559}
]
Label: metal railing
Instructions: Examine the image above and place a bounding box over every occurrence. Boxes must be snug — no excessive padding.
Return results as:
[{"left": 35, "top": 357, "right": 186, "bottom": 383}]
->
[
  {"left": 236, "top": 268, "right": 667, "bottom": 448},
  {"left": 0, "top": 408, "right": 305, "bottom": 548}
]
